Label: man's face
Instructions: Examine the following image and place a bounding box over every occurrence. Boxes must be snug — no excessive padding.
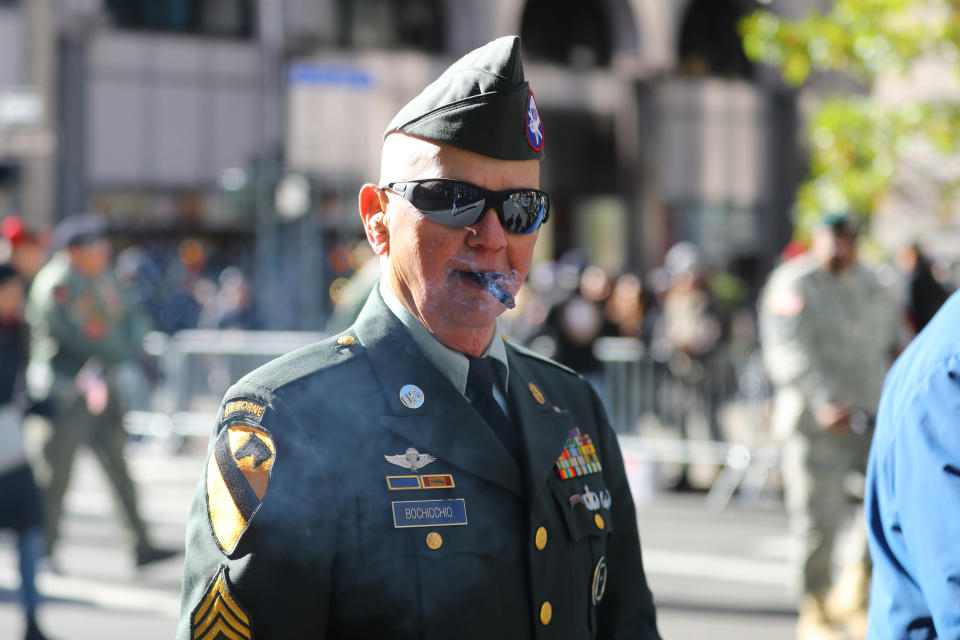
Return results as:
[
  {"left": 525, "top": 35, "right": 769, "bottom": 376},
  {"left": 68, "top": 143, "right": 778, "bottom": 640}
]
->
[
  {"left": 813, "top": 227, "right": 856, "bottom": 274},
  {"left": 68, "top": 239, "right": 112, "bottom": 277},
  {"left": 374, "top": 136, "right": 540, "bottom": 341}
]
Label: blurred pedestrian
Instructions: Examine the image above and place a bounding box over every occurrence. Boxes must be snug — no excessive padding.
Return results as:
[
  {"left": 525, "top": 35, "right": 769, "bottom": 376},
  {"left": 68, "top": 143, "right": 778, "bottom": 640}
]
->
[
  {"left": 201, "top": 266, "right": 262, "bottom": 330},
  {"left": 759, "top": 213, "right": 900, "bottom": 640},
  {"left": 1, "top": 216, "right": 48, "bottom": 283},
  {"left": 894, "top": 243, "right": 951, "bottom": 334},
  {"left": 865, "top": 290, "right": 960, "bottom": 639},
  {"left": 539, "top": 263, "right": 618, "bottom": 388},
  {"left": 604, "top": 272, "right": 655, "bottom": 343},
  {"left": 325, "top": 242, "right": 380, "bottom": 333},
  {"left": 25, "top": 214, "right": 175, "bottom": 567},
  {"left": 652, "top": 242, "right": 725, "bottom": 489},
  {"left": 0, "top": 263, "right": 50, "bottom": 640}
]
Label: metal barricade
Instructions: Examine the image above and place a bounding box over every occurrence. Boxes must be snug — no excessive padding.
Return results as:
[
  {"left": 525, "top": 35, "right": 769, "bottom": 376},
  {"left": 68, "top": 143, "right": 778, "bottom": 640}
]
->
[
  {"left": 593, "top": 336, "right": 777, "bottom": 508},
  {"left": 127, "top": 329, "right": 326, "bottom": 441}
]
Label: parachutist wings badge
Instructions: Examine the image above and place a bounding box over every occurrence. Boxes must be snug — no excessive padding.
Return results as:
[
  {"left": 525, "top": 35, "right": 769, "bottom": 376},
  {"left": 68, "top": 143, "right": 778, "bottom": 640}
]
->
[{"left": 385, "top": 447, "right": 436, "bottom": 474}]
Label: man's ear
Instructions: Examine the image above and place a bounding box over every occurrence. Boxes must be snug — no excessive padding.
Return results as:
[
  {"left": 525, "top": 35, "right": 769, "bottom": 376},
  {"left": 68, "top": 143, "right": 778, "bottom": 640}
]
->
[{"left": 359, "top": 184, "right": 390, "bottom": 256}]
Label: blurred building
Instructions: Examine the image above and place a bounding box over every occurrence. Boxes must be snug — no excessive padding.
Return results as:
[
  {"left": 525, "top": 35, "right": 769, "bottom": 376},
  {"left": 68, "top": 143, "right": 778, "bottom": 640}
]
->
[{"left": 0, "top": 0, "right": 822, "bottom": 328}]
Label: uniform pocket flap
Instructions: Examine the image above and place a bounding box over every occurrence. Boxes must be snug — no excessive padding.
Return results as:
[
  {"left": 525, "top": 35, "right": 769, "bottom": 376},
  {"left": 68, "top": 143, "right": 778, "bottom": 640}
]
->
[{"left": 547, "top": 476, "right": 613, "bottom": 542}]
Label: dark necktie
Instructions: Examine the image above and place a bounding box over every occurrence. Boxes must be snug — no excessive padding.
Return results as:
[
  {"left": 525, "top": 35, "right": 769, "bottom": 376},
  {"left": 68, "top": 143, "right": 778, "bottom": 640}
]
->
[{"left": 466, "top": 357, "right": 519, "bottom": 462}]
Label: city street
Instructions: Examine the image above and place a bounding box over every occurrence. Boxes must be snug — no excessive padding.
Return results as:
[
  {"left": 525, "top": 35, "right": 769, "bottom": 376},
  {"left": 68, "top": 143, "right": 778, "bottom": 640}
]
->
[{"left": 0, "top": 439, "right": 819, "bottom": 639}]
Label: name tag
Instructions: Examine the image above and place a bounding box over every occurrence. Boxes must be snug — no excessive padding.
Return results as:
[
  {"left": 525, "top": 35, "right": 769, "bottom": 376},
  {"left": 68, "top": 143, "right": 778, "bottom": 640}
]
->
[{"left": 392, "top": 499, "right": 468, "bottom": 528}]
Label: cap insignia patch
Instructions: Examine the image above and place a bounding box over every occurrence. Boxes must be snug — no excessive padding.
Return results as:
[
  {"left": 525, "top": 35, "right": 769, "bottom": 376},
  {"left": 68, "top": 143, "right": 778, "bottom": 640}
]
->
[{"left": 525, "top": 89, "right": 544, "bottom": 151}]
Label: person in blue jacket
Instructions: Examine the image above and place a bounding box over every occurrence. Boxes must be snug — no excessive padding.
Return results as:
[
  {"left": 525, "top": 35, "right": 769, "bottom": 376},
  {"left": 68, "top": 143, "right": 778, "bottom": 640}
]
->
[{"left": 866, "top": 289, "right": 960, "bottom": 638}]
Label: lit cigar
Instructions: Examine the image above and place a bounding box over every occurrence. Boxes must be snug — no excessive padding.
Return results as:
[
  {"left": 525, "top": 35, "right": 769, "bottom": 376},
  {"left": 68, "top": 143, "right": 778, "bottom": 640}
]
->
[
  {"left": 486, "top": 277, "right": 516, "bottom": 309},
  {"left": 466, "top": 272, "right": 516, "bottom": 309}
]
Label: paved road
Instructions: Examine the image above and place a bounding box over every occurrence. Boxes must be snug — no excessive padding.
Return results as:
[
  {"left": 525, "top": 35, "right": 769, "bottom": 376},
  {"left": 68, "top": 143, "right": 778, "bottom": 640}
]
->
[{"left": 0, "top": 440, "right": 833, "bottom": 639}]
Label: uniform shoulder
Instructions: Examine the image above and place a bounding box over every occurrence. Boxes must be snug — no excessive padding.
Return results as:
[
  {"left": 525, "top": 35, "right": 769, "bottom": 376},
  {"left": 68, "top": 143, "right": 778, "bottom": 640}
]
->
[
  {"left": 229, "top": 331, "right": 363, "bottom": 397},
  {"left": 762, "top": 256, "right": 815, "bottom": 293},
  {"left": 29, "top": 254, "right": 70, "bottom": 295},
  {"left": 507, "top": 340, "right": 580, "bottom": 378},
  {"left": 760, "top": 256, "right": 816, "bottom": 318}
]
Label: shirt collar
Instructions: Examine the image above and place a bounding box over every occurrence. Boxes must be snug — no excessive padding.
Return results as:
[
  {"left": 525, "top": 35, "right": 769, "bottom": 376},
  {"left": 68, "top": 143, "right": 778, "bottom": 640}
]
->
[{"left": 379, "top": 279, "right": 509, "bottom": 395}]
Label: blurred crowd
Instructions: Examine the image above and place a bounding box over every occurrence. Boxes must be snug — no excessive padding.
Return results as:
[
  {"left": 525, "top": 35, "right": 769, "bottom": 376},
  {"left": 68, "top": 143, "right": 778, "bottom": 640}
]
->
[
  {"left": 2, "top": 212, "right": 956, "bottom": 441},
  {"left": 2, "top": 217, "right": 263, "bottom": 335}
]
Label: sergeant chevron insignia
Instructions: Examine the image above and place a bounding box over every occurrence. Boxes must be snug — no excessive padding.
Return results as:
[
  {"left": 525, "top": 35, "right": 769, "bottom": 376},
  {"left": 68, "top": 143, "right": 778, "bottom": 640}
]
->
[
  {"left": 206, "top": 424, "right": 276, "bottom": 554},
  {"left": 191, "top": 566, "right": 252, "bottom": 640}
]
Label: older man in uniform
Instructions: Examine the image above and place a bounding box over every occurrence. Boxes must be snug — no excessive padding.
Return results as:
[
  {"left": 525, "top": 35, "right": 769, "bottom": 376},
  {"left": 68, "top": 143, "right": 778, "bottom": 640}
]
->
[
  {"left": 177, "top": 36, "right": 660, "bottom": 639},
  {"left": 759, "top": 214, "right": 899, "bottom": 640}
]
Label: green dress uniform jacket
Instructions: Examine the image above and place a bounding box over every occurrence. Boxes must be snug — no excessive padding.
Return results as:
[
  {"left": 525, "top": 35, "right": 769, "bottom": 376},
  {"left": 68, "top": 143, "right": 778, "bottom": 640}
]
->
[{"left": 178, "top": 288, "right": 660, "bottom": 640}]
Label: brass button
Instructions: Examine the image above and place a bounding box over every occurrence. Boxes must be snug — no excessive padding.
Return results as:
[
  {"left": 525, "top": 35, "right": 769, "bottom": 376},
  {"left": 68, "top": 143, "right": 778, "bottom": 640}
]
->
[
  {"left": 535, "top": 526, "right": 547, "bottom": 550},
  {"left": 425, "top": 532, "right": 443, "bottom": 549},
  {"left": 539, "top": 601, "right": 552, "bottom": 625},
  {"left": 594, "top": 514, "right": 605, "bottom": 530},
  {"left": 337, "top": 335, "right": 355, "bottom": 346}
]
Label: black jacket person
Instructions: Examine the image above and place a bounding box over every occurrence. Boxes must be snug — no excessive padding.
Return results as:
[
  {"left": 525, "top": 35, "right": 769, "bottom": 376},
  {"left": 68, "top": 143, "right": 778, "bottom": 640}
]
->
[{"left": 178, "top": 35, "right": 660, "bottom": 640}]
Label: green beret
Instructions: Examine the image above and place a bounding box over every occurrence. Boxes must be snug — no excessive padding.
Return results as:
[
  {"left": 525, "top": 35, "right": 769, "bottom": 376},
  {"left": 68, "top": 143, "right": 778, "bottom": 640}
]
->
[{"left": 384, "top": 35, "right": 544, "bottom": 161}]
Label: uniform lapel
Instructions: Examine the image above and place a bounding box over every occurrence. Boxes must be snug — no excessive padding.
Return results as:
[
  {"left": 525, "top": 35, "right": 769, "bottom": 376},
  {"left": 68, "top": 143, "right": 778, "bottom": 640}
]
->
[
  {"left": 505, "top": 347, "right": 576, "bottom": 496},
  {"left": 353, "top": 289, "right": 523, "bottom": 495}
]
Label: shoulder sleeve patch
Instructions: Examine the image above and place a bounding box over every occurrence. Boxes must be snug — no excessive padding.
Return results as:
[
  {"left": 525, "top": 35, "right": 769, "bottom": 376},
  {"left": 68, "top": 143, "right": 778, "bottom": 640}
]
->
[
  {"left": 191, "top": 566, "right": 252, "bottom": 640},
  {"left": 206, "top": 424, "right": 276, "bottom": 554}
]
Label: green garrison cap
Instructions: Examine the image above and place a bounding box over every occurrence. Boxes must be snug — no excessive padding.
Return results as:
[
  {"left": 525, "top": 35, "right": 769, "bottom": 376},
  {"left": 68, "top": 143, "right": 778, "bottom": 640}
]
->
[
  {"left": 820, "top": 211, "right": 861, "bottom": 235},
  {"left": 384, "top": 35, "right": 544, "bottom": 161}
]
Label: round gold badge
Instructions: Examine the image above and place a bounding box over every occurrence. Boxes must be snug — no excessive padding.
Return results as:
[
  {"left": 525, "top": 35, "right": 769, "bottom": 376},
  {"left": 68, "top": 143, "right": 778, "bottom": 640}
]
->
[
  {"left": 528, "top": 382, "right": 546, "bottom": 405},
  {"left": 337, "top": 335, "right": 355, "bottom": 346},
  {"left": 425, "top": 532, "right": 443, "bottom": 550},
  {"left": 535, "top": 526, "right": 548, "bottom": 551},
  {"left": 594, "top": 514, "right": 605, "bottom": 530},
  {"left": 539, "top": 601, "right": 552, "bottom": 625}
]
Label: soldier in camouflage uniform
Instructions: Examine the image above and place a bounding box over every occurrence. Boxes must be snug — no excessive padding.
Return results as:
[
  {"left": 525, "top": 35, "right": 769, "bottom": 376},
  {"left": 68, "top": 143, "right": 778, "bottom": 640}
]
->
[
  {"left": 759, "top": 214, "right": 900, "bottom": 640},
  {"left": 26, "top": 214, "right": 175, "bottom": 567}
]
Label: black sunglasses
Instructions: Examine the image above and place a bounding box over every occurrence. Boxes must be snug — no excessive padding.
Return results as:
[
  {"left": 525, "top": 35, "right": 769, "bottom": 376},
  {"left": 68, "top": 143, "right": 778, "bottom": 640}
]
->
[{"left": 380, "top": 179, "right": 550, "bottom": 235}]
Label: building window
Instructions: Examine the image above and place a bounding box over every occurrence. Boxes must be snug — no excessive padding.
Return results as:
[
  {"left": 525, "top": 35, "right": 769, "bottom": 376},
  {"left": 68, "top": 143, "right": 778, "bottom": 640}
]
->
[
  {"left": 678, "top": 0, "right": 757, "bottom": 79},
  {"left": 104, "top": 0, "right": 254, "bottom": 38},
  {"left": 521, "top": 0, "right": 613, "bottom": 69},
  {"left": 334, "top": 0, "right": 445, "bottom": 52}
]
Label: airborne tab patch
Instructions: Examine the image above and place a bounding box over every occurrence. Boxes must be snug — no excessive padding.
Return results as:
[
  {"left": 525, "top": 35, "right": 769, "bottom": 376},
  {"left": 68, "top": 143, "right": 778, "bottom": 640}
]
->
[
  {"left": 191, "top": 567, "right": 252, "bottom": 640},
  {"left": 206, "top": 424, "right": 276, "bottom": 554},
  {"left": 223, "top": 399, "right": 266, "bottom": 423}
]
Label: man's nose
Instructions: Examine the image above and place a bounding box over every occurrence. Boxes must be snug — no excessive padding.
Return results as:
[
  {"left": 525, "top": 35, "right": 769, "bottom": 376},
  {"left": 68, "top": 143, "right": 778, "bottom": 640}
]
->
[{"left": 466, "top": 208, "right": 507, "bottom": 251}]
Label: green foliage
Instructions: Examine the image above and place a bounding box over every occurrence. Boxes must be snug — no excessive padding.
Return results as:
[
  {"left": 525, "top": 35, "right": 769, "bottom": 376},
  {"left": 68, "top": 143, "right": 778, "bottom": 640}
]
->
[{"left": 740, "top": 0, "right": 960, "bottom": 239}]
